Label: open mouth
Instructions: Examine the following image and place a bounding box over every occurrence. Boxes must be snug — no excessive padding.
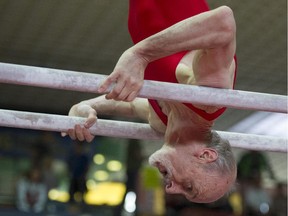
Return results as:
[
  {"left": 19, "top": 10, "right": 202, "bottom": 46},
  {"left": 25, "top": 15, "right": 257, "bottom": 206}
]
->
[
  {"left": 155, "top": 162, "right": 172, "bottom": 188},
  {"left": 155, "top": 162, "right": 167, "bottom": 175}
]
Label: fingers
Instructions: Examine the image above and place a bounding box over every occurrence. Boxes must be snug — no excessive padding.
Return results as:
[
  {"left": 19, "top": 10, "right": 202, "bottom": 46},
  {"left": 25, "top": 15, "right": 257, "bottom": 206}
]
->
[
  {"left": 82, "top": 127, "right": 95, "bottom": 143},
  {"left": 84, "top": 109, "right": 97, "bottom": 128},
  {"left": 75, "top": 125, "right": 85, "bottom": 141},
  {"left": 98, "top": 75, "right": 117, "bottom": 94},
  {"left": 66, "top": 111, "right": 96, "bottom": 142},
  {"left": 63, "top": 104, "right": 97, "bottom": 142},
  {"left": 105, "top": 78, "right": 126, "bottom": 100},
  {"left": 126, "top": 91, "right": 138, "bottom": 102},
  {"left": 66, "top": 124, "right": 95, "bottom": 143},
  {"left": 67, "top": 128, "right": 76, "bottom": 140},
  {"left": 100, "top": 75, "right": 142, "bottom": 102}
]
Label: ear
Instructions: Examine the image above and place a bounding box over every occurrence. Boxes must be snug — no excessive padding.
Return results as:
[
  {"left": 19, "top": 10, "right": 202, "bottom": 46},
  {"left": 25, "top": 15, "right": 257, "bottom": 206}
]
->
[{"left": 198, "top": 148, "right": 218, "bottom": 163}]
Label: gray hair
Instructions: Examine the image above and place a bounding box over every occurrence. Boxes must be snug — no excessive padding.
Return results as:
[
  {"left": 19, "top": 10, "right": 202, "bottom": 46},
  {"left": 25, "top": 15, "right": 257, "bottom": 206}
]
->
[{"left": 205, "top": 131, "right": 236, "bottom": 177}]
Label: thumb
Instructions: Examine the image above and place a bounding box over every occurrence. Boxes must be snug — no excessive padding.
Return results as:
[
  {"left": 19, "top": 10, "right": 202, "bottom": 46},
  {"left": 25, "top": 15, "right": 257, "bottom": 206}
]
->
[
  {"left": 84, "top": 109, "right": 97, "bottom": 128},
  {"left": 98, "top": 74, "right": 117, "bottom": 93}
]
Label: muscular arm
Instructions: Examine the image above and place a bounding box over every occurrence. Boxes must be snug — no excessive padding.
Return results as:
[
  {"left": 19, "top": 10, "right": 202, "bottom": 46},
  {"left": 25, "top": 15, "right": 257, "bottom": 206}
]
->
[
  {"left": 71, "top": 95, "right": 149, "bottom": 121},
  {"left": 134, "top": 6, "right": 235, "bottom": 64},
  {"left": 65, "top": 96, "right": 149, "bottom": 141},
  {"left": 135, "top": 6, "right": 236, "bottom": 88},
  {"left": 100, "top": 6, "right": 236, "bottom": 100}
]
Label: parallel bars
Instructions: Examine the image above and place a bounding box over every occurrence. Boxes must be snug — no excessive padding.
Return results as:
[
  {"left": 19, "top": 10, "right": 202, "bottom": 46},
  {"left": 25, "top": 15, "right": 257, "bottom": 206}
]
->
[
  {"left": 0, "top": 109, "right": 286, "bottom": 152},
  {"left": 0, "top": 62, "right": 287, "bottom": 113},
  {"left": 0, "top": 62, "right": 287, "bottom": 152}
]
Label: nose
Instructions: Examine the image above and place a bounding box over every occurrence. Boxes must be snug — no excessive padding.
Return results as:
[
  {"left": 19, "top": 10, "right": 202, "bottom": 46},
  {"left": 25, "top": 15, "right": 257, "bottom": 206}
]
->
[{"left": 165, "top": 181, "right": 182, "bottom": 194}]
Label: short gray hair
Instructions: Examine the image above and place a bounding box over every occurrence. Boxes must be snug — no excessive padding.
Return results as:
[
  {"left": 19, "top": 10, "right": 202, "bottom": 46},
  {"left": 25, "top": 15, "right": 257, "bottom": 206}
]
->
[{"left": 205, "top": 131, "right": 236, "bottom": 177}]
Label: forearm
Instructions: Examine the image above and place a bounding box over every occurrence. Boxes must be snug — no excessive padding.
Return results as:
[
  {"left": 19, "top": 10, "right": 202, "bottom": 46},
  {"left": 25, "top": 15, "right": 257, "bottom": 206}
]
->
[
  {"left": 74, "top": 95, "right": 149, "bottom": 121},
  {"left": 133, "top": 6, "right": 235, "bottom": 62}
]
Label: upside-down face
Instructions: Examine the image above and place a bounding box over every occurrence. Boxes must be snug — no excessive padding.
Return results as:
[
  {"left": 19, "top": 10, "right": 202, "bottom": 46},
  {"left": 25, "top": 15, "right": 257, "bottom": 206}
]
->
[{"left": 149, "top": 144, "right": 235, "bottom": 203}]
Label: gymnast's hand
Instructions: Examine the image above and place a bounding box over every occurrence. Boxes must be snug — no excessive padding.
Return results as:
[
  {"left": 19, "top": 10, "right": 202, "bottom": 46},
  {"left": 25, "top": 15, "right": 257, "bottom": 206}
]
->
[
  {"left": 98, "top": 48, "right": 149, "bottom": 102},
  {"left": 62, "top": 103, "right": 97, "bottom": 142}
]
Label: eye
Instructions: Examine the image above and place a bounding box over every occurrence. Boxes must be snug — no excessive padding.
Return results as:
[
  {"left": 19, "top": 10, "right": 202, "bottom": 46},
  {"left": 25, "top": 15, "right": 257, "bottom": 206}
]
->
[{"left": 185, "top": 184, "right": 193, "bottom": 192}]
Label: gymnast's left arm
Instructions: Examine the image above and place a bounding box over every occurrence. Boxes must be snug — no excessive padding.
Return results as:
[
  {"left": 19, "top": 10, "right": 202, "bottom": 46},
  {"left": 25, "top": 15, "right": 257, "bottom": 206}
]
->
[
  {"left": 63, "top": 96, "right": 150, "bottom": 142},
  {"left": 98, "top": 6, "right": 235, "bottom": 101}
]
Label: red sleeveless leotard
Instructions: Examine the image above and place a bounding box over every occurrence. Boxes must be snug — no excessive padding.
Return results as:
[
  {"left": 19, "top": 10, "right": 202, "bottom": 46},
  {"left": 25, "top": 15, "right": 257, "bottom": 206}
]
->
[{"left": 128, "top": 0, "right": 237, "bottom": 125}]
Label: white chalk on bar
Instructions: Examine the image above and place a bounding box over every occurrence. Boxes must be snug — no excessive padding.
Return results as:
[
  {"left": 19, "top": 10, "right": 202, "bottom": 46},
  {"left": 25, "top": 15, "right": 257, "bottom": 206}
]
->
[
  {"left": 0, "top": 109, "right": 286, "bottom": 152},
  {"left": 0, "top": 109, "right": 163, "bottom": 141},
  {"left": 0, "top": 62, "right": 287, "bottom": 113}
]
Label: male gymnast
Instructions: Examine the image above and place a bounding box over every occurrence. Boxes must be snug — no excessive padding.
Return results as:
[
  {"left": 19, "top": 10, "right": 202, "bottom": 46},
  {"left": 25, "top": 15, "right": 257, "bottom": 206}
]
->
[{"left": 65, "top": 0, "right": 237, "bottom": 203}]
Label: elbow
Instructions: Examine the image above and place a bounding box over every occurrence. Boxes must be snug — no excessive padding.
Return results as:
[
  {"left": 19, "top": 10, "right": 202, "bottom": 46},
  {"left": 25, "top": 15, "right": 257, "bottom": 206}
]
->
[{"left": 214, "top": 6, "right": 236, "bottom": 45}]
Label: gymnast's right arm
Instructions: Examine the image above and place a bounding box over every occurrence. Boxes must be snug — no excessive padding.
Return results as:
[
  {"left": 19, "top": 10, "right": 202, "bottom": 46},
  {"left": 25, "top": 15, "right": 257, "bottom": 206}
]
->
[{"left": 63, "top": 95, "right": 149, "bottom": 142}]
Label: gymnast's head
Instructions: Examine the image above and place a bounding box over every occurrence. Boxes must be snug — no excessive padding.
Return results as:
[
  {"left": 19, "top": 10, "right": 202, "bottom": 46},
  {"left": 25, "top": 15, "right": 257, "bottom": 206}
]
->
[{"left": 149, "top": 131, "right": 236, "bottom": 203}]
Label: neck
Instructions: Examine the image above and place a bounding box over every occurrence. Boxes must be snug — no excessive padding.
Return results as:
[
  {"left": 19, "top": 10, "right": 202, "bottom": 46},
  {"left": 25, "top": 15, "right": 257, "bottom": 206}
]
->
[{"left": 165, "top": 107, "right": 213, "bottom": 146}]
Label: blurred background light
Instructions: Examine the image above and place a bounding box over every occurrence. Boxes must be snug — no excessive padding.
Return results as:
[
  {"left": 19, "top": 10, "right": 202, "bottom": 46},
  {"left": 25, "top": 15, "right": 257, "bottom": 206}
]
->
[
  {"left": 48, "top": 189, "right": 69, "bottom": 203},
  {"left": 86, "top": 179, "right": 97, "bottom": 190},
  {"left": 93, "top": 154, "right": 105, "bottom": 165},
  {"left": 84, "top": 182, "right": 126, "bottom": 206},
  {"left": 94, "top": 170, "right": 109, "bottom": 181},
  {"left": 259, "top": 202, "right": 270, "bottom": 214},
  {"left": 124, "top": 191, "right": 136, "bottom": 213},
  {"left": 107, "top": 160, "right": 122, "bottom": 172}
]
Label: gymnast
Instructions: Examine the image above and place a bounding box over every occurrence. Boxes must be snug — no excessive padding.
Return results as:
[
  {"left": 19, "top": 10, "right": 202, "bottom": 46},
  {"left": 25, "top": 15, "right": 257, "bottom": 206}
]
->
[{"left": 65, "top": 0, "right": 237, "bottom": 203}]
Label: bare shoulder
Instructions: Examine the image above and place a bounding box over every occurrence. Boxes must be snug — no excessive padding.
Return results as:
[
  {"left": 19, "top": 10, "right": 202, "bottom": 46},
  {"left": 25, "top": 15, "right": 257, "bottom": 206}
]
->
[
  {"left": 176, "top": 50, "right": 236, "bottom": 113},
  {"left": 192, "top": 49, "right": 236, "bottom": 89},
  {"left": 175, "top": 50, "right": 197, "bottom": 85}
]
